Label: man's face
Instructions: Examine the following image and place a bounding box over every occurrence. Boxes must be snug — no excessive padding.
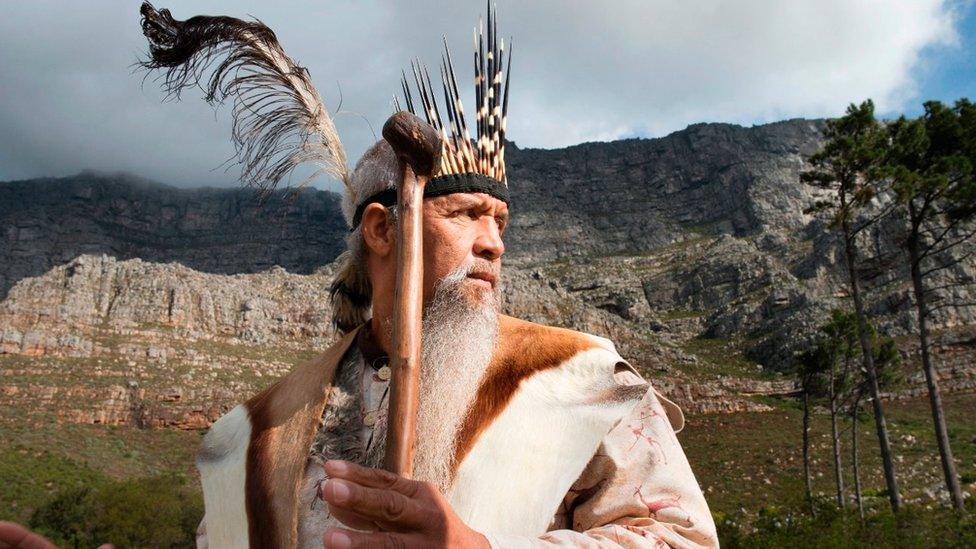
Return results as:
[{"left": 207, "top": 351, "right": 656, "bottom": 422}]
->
[{"left": 420, "top": 192, "right": 508, "bottom": 306}]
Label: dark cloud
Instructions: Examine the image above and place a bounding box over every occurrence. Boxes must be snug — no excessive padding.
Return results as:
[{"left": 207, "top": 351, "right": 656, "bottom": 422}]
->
[{"left": 0, "top": 1, "right": 959, "bottom": 191}]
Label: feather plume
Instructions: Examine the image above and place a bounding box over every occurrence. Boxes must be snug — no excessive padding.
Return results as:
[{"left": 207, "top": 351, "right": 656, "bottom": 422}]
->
[{"left": 138, "top": 2, "right": 349, "bottom": 198}]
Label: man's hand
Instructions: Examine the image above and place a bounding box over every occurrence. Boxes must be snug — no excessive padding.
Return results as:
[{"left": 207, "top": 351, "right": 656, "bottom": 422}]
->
[
  {"left": 319, "top": 460, "right": 490, "bottom": 549},
  {"left": 0, "top": 521, "right": 114, "bottom": 549},
  {"left": 0, "top": 522, "right": 58, "bottom": 549}
]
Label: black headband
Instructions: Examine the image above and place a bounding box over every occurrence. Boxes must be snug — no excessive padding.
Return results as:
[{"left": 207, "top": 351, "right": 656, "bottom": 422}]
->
[{"left": 350, "top": 172, "right": 510, "bottom": 230}]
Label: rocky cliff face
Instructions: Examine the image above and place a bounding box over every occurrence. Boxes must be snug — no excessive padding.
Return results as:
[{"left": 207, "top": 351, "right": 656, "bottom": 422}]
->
[
  {"left": 0, "top": 171, "right": 347, "bottom": 300},
  {"left": 1, "top": 119, "right": 974, "bottom": 430},
  {"left": 0, "top": 119, "right": 826, "bottom": 295},
  {"left": 0, "top": 254, "right": 796, "bottom": 430},
  {"left": 504, "top": 119, "right": 826, "bottom": 259}
]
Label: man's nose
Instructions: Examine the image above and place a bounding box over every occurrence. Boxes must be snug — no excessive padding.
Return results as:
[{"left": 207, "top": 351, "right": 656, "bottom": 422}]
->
[{"left": 473, "top": 217, "right": 505, "bottom": 260}]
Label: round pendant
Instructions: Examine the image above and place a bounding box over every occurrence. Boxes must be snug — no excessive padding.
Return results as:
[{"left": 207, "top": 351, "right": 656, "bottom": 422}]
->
[{"left": 364, "top": 410, "right": 380, "bottom": 427}]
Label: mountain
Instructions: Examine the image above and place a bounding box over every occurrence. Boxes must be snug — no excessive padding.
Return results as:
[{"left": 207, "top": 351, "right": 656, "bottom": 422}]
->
[
  {"left": 1, "top": 119, "right": 974, "bottom": 432},
  {"left": 0, "top": 171, "right": 347, "bottom": 299},
  {"left": 503, "top": 118, "right": 826, "bottom": 258},
  {"left": 0, "top": 119, "right": 826, "bottom": 294}
]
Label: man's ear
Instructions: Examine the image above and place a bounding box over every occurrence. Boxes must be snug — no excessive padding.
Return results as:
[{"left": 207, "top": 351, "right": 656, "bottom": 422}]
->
[{"left": 361, "top": 203, "right": 395, "bottom": 258}]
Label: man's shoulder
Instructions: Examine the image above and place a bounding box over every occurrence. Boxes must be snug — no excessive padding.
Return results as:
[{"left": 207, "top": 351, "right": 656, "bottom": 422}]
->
[
  {"left": 198, "top": 327, "right": 361, "bottom": 466},
  {"left": 495, "top": 314, "right": 645, "bottom": 384},
  {"left": 498, "top": 315, "right": 686, "bottom": 432},
  {"left": 251, "top": 326, "right": 362, "bottom": 400},
  {"left": 213, "top": 326, "right": 361, "bottom": 439},
  {"left": 497, "top": 314, "right": 622, "bottom": 355}
]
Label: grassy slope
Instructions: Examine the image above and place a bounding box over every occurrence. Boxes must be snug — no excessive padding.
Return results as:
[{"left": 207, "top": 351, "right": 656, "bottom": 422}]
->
[
  {"left": 0, "top": 422, "right": 202, "bottom": 524},
  {"left": 680, "top": 392, "right": 976, "bottom": 514},
  {"left": 1, "top": 311, "right": 973, "bottom": 543},
  {"left": 2, "top": 392, "right": 973, "bottom": 528}
]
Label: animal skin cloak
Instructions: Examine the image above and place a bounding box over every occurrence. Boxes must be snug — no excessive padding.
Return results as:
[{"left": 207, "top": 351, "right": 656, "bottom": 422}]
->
[{"left": 195, "top": 315, "right": 717, "bottom": 548}]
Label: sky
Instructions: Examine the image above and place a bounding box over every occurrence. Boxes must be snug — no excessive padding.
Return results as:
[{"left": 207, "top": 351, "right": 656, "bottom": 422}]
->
[{"left": 0, "top": 0, "right": 973, "bottom": 192}]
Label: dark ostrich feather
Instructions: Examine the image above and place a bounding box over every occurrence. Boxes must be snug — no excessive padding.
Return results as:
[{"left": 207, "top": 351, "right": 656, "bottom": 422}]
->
[{"left": 138, "top": 2, "right": 349, "bottom": 198}]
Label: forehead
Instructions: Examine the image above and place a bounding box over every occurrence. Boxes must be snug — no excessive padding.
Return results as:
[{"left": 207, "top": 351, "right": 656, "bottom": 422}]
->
[{"left": 428, "top": 192, "right": 509, "bottom": 213}]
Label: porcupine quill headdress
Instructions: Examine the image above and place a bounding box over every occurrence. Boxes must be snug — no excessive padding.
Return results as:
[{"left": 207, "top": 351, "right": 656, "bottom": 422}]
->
[
  {"left": 400, "top": 0, "right": 512, "bottom": 184},
  {"left": 347, "top": 0, "right": 513, "bottom": 230}
]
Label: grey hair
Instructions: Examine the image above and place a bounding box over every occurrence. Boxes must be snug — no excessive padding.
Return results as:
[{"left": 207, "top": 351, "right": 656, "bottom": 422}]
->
[
  {"left": 330, "top": 139, "right": 401, "bottom": 333},
  {"left": 340, "top": 139, "right": 400, "bottom": 226}
]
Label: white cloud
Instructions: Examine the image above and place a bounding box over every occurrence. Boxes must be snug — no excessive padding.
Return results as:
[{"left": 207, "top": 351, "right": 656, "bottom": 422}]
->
[
  {"left": 502, "top": 0, "right": 959, "bottom": 146},
  {"left": 0, "top": 1, "right": 961, "bottom": 191}
]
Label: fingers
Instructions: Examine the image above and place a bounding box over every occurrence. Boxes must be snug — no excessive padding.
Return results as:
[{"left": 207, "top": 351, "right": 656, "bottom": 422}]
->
[
  {"left": 323, "top": 460, "right": 422, "bottom": 498},
  {"left": 324, "top": 503, "right": 379, "bottom": 532},
  {"left": 325, "top": 527, "right": 420, "bottom": 549},
  {"left": 0, "top": 522, "right": 58, "bottom": 549},
  {"left": 322, "top": 479, "right": 430, "bottom": 531}
]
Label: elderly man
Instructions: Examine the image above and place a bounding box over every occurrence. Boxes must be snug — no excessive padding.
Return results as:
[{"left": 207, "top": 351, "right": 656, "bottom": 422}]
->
[
  {"left": 133, "top": 1, "right": 719, "bottom": 546},
  {"left": 190, "top": 134, "right": 721, "bottom": 547},
  {"left": 226, "top": 137, "right": 719, "bottom": 549},
  {"left": 1, "top": 4, "right": 719, "bottom": 546}
]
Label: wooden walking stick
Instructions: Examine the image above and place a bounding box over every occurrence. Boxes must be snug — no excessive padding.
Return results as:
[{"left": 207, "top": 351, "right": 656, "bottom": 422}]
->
[{"left": 381, "top": 111, "right": 442, "bottom": 477}]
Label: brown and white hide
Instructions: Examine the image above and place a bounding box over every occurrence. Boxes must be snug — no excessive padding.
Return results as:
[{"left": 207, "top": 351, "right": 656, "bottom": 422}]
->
[{"left": 195, "top": 316, "right": 677, "bottom": 548}]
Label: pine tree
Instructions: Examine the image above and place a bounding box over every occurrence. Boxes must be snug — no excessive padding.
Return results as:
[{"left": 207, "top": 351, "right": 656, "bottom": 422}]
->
[
  {"left": 881, "top": 99, "right": 976, "bottom": 511},
  {"left": 798, "top": 312, "right": 902, "bottom": 515},
  {"left": 801, "top": 100, "right": 902, "bottom": 511},
  {"left": 821, "top": 310, "right": 858, "bottom": 509},
  {"left": 795, "top": 347, "right": 823, "bottom": 516},
  {"left": 848, "top": 329, "right": 902, "bottom": 519}
]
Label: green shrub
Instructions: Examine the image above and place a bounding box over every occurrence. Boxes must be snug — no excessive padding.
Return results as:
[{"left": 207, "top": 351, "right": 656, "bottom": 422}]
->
[
  {"left": 861, "top": 487, "right": 888, "bottom": 498},
  {"left": 28, "top": 474, "right": 203, "bottom": 548},
  {"left": 718, "top": 500, "right": 976, "bottom": 548}
]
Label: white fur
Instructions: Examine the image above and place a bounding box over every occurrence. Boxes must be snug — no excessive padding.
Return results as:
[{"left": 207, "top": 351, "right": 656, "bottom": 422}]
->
[
  {"left": 197, "top": 405, "right": 252, "bottom": 549},
  {"left": 447, "top": 347, "right": 644, "bottom": 536},
  {"left": 581, "top": 332, "right": 617, "bottom": 353},
  {"left": 341, "top": 139, "right": 399, "bottom": 226}
]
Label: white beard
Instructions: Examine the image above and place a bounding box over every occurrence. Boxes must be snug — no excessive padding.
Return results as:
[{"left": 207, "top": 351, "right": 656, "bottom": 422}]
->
[{"left": 375, "top": 262, "right": 500, "bottom": 492}]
